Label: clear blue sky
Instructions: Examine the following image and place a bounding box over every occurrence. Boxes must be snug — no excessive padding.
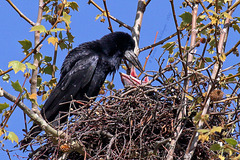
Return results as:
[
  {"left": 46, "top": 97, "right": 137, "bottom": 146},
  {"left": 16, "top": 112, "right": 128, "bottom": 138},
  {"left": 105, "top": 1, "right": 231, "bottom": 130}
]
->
[{"left": 0, "top": 1, "right": 239, "bottom": 159}]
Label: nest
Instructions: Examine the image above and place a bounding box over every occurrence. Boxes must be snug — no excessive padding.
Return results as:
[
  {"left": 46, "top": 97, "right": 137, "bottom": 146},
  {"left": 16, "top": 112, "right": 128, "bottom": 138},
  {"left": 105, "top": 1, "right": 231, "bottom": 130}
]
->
[{"left": 26, "top": 84, "right": 225, "bottom": 160}]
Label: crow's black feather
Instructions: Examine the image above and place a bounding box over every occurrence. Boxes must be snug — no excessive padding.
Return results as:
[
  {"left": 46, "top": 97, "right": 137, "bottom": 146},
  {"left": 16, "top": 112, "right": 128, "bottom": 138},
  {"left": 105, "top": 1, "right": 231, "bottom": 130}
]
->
[{"left": 21, "top": 32, "right": 142, "bottom": 147}]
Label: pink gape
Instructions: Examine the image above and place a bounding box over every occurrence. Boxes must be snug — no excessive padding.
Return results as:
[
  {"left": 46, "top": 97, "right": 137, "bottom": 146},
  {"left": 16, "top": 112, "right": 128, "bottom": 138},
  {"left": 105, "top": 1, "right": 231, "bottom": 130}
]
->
[{"left": 120, "top": 67, "right": 149, "bottom": 87}]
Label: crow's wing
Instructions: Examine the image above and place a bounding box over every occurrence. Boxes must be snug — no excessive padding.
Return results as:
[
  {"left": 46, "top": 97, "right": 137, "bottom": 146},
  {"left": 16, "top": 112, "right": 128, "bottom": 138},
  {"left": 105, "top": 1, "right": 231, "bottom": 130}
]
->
[
  {"left": 41, "top": 52, "right": 99, "bottom": 120},
  {"left": 60, "top": 54, "right": 99, "bottom": 91},
  {"left": 22, "top": 52, "right": 99, "bottom": 146}
]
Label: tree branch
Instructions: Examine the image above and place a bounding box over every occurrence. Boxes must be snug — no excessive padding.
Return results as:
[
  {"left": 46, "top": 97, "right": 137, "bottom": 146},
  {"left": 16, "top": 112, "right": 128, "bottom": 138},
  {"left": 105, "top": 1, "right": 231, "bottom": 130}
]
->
[
  {"left": 30, "top": 0, "right": 44, "bottom": 114},
  {"left": 88, "top": 0, "right": 132, "bottom": 30},
  {"left": 183, "top": 3, "right": 237, "bottom": 159},
  {"left": 166, "top": 3, "right": 199, "bottom": 160},
  {"left": 0, "top": 86, "right": 86, "bottom": 156},
  {"left": 103, "top": 0, "right": 113, "bottom": 33},
  {"left": 6, "top": 0, "right": 35, "bottom": 26},
  {"left": 132, "top": 0, "right": 146, "bottom": 56}
]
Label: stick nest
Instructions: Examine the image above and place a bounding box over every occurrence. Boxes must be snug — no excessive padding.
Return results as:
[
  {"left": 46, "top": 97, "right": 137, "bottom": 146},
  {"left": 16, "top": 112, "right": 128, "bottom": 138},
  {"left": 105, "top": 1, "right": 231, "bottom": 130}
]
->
[{"left": 27, "top": 84, "right": 224, "bottom": 159}]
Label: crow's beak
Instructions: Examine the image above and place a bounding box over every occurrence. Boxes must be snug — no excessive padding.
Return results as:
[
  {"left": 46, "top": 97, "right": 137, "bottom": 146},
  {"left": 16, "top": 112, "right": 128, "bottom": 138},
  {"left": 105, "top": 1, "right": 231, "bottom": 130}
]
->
[{"left": 124, "top": 50, "right": 144, "bottom": 73}]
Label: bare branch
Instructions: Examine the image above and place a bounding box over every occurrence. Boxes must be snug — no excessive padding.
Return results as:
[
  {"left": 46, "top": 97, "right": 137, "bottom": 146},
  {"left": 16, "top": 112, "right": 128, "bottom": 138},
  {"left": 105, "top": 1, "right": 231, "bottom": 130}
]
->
[
  {"left": 166, "top": 3, "right": 199, "bottom": 160},
  {"left": 30, "top": 0, "right": 44, "bottom": 114},
  {"left": 6, "top": 0, "right": 35, "bottom": 26},
  {"left": 132, "top": 0, "right": 146, "bottom": 55},
  {"left": 169, "top": 0, "right": 185, "bottom": 68},
  {"left": 1, "top": 86, "right": 86, "bottom": 156},
  {"left": 184, "top": 3, "right": 237, "bottom": 159},
  {"left": 103, "top": 0, "right": 113, "bottom": 33},
  {"left": 1, "top": 87, "right": 61, "bottom": 138},
  {"left": 88, "top": 0, "right": 132, "bottom": 30}
]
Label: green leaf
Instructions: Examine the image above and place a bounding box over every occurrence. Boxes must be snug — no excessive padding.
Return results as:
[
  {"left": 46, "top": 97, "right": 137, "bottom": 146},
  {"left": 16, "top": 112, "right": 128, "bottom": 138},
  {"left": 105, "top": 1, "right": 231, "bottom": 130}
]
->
[
  {"left": 224, "top": 138, "right": 238, "bottom": 147},
  {"left": 59, "top": 41, "right": 67, "bottom": 50},
  {"left": 34, "top": 52, "right": 43, "bottom": 61},
  {"left": 30, "top": 25, "right": 47, "bottom": 33},
  {"left": 226, "top": 74, "right": 235, "bottom": 82},
  {"left": 2, "top": 74, "right": 10, "bottom": 82},
  {"left": 62, "top": 12, "right": 71, "bottom": 26},
  {"left": 197, "top": 15, "right": 206, "bottom": 23},
  {"left": 232, "top": 24, "right": 240, "bottom": 33},
  {"left": 8, "top": 61, "right": 26, "bottom": 74},
  {"left": 68, "top": 1, "right": 79, "bottom": 11},
  {"left": 0, "top": 103, "right": 9, "bottom": 113},
  {"left": 18, "top": 39, "right": 32, "bottom": 51},
  {"left": 161, "top": 42, "right": 176, "bottom": 55},
  {"left": 43, "top": 15, "right": 52, "bottom": 21},
  {"left": 44, "top": 56, "right": 52, "bottom": 62},
  {"left": 11, "top": 80, "right": 23, "bottom": 93},
  {"left": 210, "top": 143, "right": 221, "bottom": 151},
  {"left": 43, "top": 65, "right": 53, "bottom": 75},
  {"left": 7, "top": 131, "right": 19, "bottom": 144},
  {"left": 37, "top": 76, "right": 42, "bottom": 87},
  {"left": 205, "top": 57, "right": 213, "bottom": 62},
  {"left": 196, "top": 97, "right": 202, "bottom": 104},
  {"left": 59, "top": 31, "right": 63, "bottom": 39},
  {"left": 107, "top": 83, "right": 115, "bottom": 90},
  {"left": 67, "top": 32, "right": 74, "bottom": 43},
  {"left": 26, "top": 62, "right": 36, "bottom": 70},
  {"left": 179, "top": 12, "right": 192, "bottom": 24},
  {"left": 193, "top": 111, "right": 202, "bottom": 123},
  {"left": 50, "top": 28, "right": 65, "bottom": 32},
  {"left": 198, "top": 129, "right": 210, "bottom": 134}
]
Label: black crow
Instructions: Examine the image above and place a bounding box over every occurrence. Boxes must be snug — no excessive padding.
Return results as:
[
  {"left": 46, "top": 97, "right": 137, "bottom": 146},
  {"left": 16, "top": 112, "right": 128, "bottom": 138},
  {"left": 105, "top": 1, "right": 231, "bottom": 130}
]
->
[{"left": 21, "top": 32, "right": 143, "bottom": 147}]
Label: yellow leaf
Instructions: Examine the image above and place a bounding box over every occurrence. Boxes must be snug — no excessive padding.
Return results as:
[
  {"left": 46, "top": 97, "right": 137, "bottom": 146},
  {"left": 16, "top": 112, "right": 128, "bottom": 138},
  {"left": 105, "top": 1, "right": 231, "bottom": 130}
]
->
[
  {"left": 210, "top": 126, "right": 223, "bottom": 134},
  {"left": 7, "top": 131, "right": 19, "bottom": 144},
  {"left": 103, "top": 11, "right": 107, "bottom": 17},
  {"left": 47, "top": 37, "right": 58, "bottom": 46},
  {"left": 29, "top": 93, "right": 37, "bottom": 100},
  {"left": 219, "top": 53, "right": 226, "bottom": 62},
  {"left": 209, "top": 15, "right": 218, "bottom": 25},
  {"left": 204, "top": 0, "right": 213, "bottom": 3},
  {"left": 198, "top": 133, "right": 209, "bottom": 143},
  {"left": 42, "top": 92, "right": 49, "bottom": 101},
  {"left": 186, "top": 95, "right": 193, "bottom": 101},
  {"left": 222, "top": 12, "right": 233, "bottom": 19},
  {"left": 218, "top": 155, "right": 225, "bottom": 160}
]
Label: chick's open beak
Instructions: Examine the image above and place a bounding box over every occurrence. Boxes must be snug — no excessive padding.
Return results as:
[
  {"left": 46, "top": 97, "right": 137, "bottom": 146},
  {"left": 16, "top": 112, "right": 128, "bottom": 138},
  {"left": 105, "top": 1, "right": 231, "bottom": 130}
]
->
[{"left": 124, "top": 50, "right": 144, "bottom": 73}]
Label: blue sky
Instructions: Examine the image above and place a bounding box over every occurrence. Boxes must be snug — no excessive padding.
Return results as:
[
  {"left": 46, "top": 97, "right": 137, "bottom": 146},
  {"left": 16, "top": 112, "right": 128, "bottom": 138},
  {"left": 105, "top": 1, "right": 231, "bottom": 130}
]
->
[{"left": 0, "top": 0, "right": 239, "bottom": 159}]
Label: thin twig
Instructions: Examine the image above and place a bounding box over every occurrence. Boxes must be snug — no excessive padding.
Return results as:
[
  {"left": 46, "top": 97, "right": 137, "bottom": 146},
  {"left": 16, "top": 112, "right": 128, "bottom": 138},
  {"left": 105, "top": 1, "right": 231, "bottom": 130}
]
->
[
  {"left": 199, "top": 0, "right": 211, "bottom": 18},
  {"left": 103, "top": 0, "right": 113, "bottom": 33},
  {"left": 88, "top": 0, "right": 132, "bottom": 30},
  {"left": 0, "top": 3, "right": 64, "bottom": 77},
  {"left": 169, "top": 0, "right": 184, "bottom": 63},
  {"left": 6, "top": 0, "right": 35, "bottom": 26}
]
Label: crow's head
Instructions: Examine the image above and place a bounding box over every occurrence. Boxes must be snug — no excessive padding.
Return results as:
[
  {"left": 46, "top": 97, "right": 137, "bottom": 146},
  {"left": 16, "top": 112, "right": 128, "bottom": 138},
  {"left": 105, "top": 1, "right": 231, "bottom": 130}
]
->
[{"left": 100, "top": 32, "right": 143, "bottom": 72}]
